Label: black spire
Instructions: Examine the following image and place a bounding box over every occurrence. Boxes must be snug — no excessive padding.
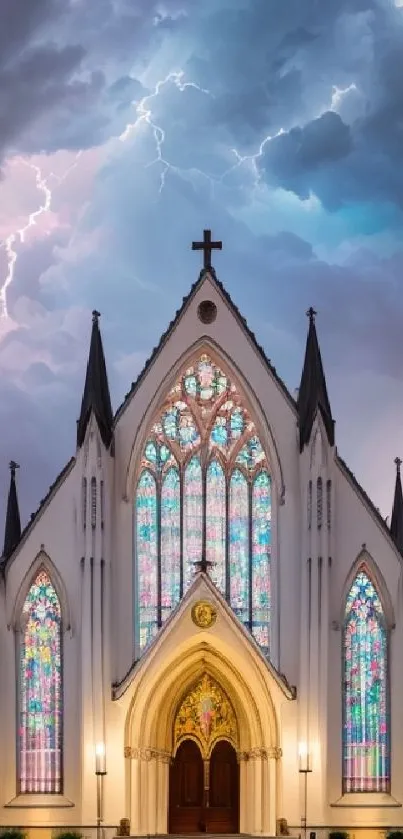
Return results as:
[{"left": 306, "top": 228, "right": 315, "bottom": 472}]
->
[
  {"left": 3, "top": 461, "right": 21, "bottom": 560},
  {"left": 77, "top": 310, "right": 113, "bottom": 449},
  {"left": 297, "top": 307, "right": 334, "bottom": 452},
  {"left": 390, "top": 457, "right": 403, "bottom": 553}
]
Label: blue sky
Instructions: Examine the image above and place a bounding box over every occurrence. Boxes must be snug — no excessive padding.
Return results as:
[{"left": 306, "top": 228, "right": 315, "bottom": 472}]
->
[{"left": 1, "top": 0, "right": 403, "bottom": 528}]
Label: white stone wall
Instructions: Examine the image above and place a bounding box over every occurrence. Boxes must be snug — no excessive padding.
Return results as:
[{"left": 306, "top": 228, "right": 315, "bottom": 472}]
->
[{"left": 0, "top": 270, "right": 402, "bottom": 833}]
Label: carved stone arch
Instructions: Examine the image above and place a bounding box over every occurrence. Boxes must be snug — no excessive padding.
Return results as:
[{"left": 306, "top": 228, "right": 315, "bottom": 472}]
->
[
  {"left": 10, "top": 550, "right": 71, "bottom": 632},
  {"left": 125, "top": 643, "right": 275, "bottom": 757},
  {"left": 125, "top": 336, "right": 284, "bottom": 503},
  {"left": 340, "top": 548, "right": 395, "bottom": 630},
  {"left": 309, "top": 412, "right": 329, "bottom": 471}
]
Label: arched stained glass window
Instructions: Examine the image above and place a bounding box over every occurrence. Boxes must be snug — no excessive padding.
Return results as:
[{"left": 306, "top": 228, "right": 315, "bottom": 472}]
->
[
  {"left": 252, "top": 471, "right": 271, "bottom": 650},
  {"left": 134, "top": 354, "right": 272, "bottom": 655},
  {"left": 343, "top": 568, "right": 389, "bottom": 792},
  {"left": 19, "top": 569, "right": 63, "bottom": 793},
  {"left": 136, "top": 470, "right": 158, "bottom": 648}
]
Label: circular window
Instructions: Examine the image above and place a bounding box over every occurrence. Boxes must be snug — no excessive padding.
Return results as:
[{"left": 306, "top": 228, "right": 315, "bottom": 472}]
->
[{"left": 197, "top": 300, "right": 217, "bottom": 324}]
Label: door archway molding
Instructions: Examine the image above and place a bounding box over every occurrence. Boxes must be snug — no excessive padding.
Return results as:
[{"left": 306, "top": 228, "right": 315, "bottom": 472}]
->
[{"left": 124, "top": 642, "right": 279, "bottom": 835}]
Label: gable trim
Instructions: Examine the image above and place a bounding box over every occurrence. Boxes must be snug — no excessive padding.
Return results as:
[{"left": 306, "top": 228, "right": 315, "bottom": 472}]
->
[
  {"left": 1, "top": 458, "right": 76, "bottom": 571},
  {"left": 114, "top": 268, "right": 297, "bottom": 428},
  {"left": 336, "top": 454, "right": 402, "bottom": 562},
  {"left": 112, "top": 573, "right": 296, "bottom": 701}
]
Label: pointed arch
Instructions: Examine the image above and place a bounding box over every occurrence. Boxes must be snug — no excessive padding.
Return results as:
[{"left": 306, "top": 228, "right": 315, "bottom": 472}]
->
[
  {"left": 17, "top": 565, "right": 63, "bottom": 793},
  {"left": 125, "top": 338, "right": 284, "bottom": 502},
  {"left": 340, "top": 549, "right": 395, "bottom": 630},
  {"left": 131, "top": 345, "right": 276, "bottom": 657},
  {"left": 342, "top": 556, "right": 390, "bottom": 793},
  {"left": 11, "top": 550, "right": 71, "bottom": 632}
]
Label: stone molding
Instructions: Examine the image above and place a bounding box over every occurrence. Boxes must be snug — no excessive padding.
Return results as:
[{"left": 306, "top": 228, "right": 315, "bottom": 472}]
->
[
  {"left": 125, "top": 744, "right": 282, "bottom": 762},
  {"left": 124, "top": 746, "right": 171, "bottom": 762},
  {"left": 238, "top": 746, "right": 282, "bottom": 761}
]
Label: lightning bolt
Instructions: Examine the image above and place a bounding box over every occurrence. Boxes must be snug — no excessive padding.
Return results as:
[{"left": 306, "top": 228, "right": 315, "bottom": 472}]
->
[
  {"left": 330, "top": 82, "right": 357, "bottom": 111},
  {"left": 120, "top": 71, "right": 211, "bottom": 193},
  {"left": 220, "top": 127, "right": 285, "bottom": 188},
  {"left": 0, "top": 152, "right": 82, "bottom": 318}
]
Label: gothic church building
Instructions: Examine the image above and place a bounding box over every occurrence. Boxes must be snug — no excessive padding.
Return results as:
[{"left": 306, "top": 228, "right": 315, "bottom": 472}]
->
[{"left": 1, "top": 243, "right": 403, "bottom": 836}]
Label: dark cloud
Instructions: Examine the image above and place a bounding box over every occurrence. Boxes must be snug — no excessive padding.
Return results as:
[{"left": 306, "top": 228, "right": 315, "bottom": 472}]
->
[{"left": 2, "top": 0, "right": 403, "bottom": 530}]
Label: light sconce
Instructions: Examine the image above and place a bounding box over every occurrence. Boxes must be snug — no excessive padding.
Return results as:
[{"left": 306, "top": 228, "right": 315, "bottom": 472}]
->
[{"left": 95, "top": 741, "right": 106, "bottom": 776}]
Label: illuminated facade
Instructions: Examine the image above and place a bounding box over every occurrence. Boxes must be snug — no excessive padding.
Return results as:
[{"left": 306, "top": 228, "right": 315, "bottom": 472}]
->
[{"left": 0, "top": 266, "right": 402, "bottom": 835}]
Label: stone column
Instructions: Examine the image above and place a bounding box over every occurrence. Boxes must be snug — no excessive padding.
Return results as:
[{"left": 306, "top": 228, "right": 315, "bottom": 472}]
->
[
  {"left": 140, "top": 756, "right": 148, "bottom": 834},
  {"left": 156, "top": 754, "right": 170, "bottom": 834},
  {"left": 239, "top": 754, "right": 249, "bottom": 834},
  {"left": 147, "top": 755, "right": 157, "bottom": 834},
  {"left": 253, "top": 754, "right": 263, "bottom": 834},
  {"left": 129, "top": 752, "right": 141, "bottom": 835}
]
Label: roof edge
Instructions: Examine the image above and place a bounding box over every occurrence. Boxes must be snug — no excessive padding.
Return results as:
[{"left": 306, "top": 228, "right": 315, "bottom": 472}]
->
[
  {"left": 112, "top": 572, "right": 296, "bottom": 701},
  {"left": 1, "top": 457, "right": 76, "bottom": 570},
  {"left": 336, "top": 453, "right": 403, "bottom": 561},
  {"left": 114, "top": 268, "right": 297, "bottom": 427}
]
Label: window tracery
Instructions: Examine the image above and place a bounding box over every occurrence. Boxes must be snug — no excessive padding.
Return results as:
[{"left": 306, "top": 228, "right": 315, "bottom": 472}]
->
[
  {"left": 18, "top": 569, "right": 63, "bottom": 793},
  {"left": 135, "top": 354, "right": 272, "bottom": 654},
  {"left": 342, "top": 567, "right": 389, "bottom": 792}
]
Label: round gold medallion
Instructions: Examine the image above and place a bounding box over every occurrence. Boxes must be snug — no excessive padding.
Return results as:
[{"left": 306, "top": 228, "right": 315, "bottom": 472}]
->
[{"left": 191, "top": 600, "right": 217, "bottom": 629}]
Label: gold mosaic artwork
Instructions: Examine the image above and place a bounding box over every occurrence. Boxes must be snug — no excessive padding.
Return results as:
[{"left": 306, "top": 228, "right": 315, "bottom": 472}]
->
[
  {"left": 191, "top": 600, "right": 217, "bottom": 629},
  {"left": 174, "top": 673, "right": 237, "bottom": 756}
]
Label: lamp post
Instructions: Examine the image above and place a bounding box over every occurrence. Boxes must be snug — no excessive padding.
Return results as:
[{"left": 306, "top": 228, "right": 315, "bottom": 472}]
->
[
  {"left": 298, "top": 742, "right": 312, "bottom": 839},
  {"left": 95, "top": 742, "right": 107, "bottom": 839}
]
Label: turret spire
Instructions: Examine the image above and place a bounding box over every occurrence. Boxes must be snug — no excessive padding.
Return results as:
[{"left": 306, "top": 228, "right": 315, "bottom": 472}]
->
[
  {"left": 77, "top": 310, "right": 113, "bottom": 449},
  {"left": 3, "top": 461, "right": 21, "bottom": 560},
  {"left": 297, "top": 307, "right": 334, "bottom": 451},
  {"left": 390, "top": 457, "right": 403, "bottom": 553}
]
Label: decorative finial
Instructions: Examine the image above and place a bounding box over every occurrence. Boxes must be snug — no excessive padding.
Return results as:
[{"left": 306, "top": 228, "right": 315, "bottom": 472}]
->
[
  {"left": 193, "top": 552, "right": 214, "bottom": 574},
  {"left": 306, "top": 306, "right": 317, "bottom": 323},
  {"left": 9, "top": 461, "right": 20, "bottom": 477},
  {"left": 92, "top": 309, "right": 101, "bottom": 324},
  {"left": 395, "top": 456, "right": 402, "bottom": 474}
]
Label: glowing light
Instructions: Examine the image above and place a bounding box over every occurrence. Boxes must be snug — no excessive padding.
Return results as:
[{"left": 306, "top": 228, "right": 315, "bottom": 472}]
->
[
  {"left": 119, "top": 71, "right": 211, "bottom": 193},
  {"left": 95, "top": 741, "right": 106, "bottom": 774},
  {"left": 330, "top": 83, "right": 357, "bottom": 112},
  {"left": 0, "top": 152, "right": 82, "bottom": 319},
  {"left": 222, "top": 127, "right": 285, "bottom": 188},
  {"left": 298, "top": 741, "right": 311, "bottom": 772}
]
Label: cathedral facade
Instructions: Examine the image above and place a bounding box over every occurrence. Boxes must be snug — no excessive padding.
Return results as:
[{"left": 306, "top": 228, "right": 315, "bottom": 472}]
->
[{"left": 1, "top": 253, "right": 403, "bottom": 836}]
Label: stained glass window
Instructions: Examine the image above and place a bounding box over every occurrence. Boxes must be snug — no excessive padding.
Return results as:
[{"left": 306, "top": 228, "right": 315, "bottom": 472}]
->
[
  {"left": 206, "top": 460, "right": 226, "bottom": 593},
  {"left": 229, "top": 470, "right": 249, "bottom": 627},
  {"left": 343, "top": 568, "right": 389, "bottom": 792},
  {"left": 19, "top": 569, "right": 63, "bottom": 793},
  {"left": 134, "top": 354, "right": 272, "bottom": 655},
  {"left": 136, "top": 470, "right": 158, "bottom": 649}
]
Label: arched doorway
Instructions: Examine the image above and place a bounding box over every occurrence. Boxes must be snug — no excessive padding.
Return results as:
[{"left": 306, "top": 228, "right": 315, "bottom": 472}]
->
[
  {"left": 169, "top": 738, "right": 239, "bottom": 834},
  {"left": 169, "top": 740, "right": 204, "bottom": 833},
  {"left": 209, "top": 740, "right": 239, "bottom": 833}
]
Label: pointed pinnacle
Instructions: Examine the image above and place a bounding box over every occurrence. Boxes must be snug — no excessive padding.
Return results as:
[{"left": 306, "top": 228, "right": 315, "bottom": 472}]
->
[
  {"left": 9, "top": 461, "right": 20, "bottom": 476},
  {"left": 92, "top": 309, "right": 101, "bottom": 324},
  {"left": 395, "top": 456, "right": 402, "bottom": 474}
]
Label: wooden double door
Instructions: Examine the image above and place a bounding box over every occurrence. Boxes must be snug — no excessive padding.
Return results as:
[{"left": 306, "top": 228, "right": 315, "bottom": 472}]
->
[{"left": 169, "top": 739, "right": 239, "bottom": 834}]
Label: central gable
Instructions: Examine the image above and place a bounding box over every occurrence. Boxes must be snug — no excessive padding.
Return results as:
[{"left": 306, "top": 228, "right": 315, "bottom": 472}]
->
[{"left": 116, "top": 269, "right": 295, "bottom": 502}]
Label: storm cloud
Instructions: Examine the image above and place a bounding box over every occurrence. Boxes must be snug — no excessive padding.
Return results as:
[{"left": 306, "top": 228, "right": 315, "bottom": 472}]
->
[{"left": 0, "top": 0, "right": 403, "bottom": 528}]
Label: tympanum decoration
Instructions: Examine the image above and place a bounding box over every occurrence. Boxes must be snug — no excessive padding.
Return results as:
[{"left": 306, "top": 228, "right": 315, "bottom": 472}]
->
[{"left": 174, "top": 673, "right": 237, "bottom": 757}]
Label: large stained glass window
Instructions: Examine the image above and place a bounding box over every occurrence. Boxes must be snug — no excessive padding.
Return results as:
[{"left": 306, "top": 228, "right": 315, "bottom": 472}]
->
[
  {"left": 135, "top": 354, "right": 272, "bottom": 655},
  {"left": 19, "top": 569, "right": 63, "bottom": 793},
  {"left": 343, "top": 568, "right": 389, "bottom": 792}
]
